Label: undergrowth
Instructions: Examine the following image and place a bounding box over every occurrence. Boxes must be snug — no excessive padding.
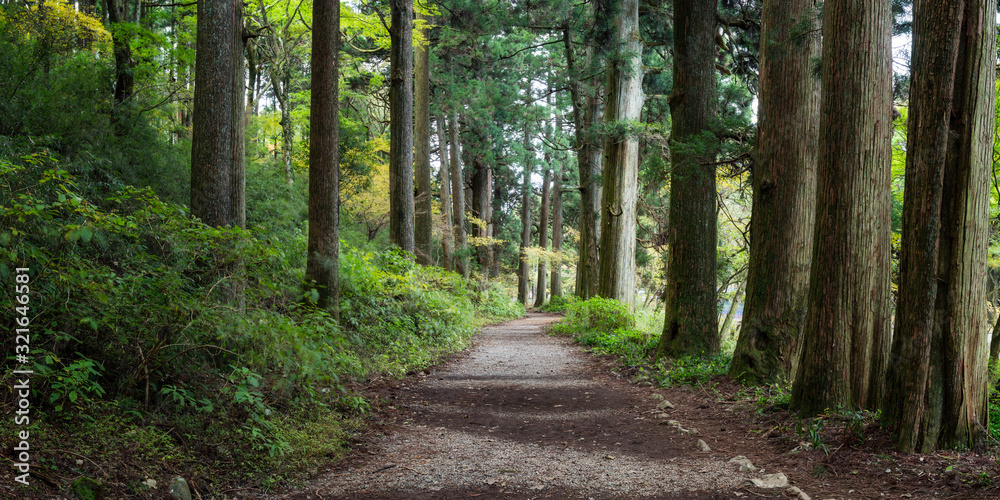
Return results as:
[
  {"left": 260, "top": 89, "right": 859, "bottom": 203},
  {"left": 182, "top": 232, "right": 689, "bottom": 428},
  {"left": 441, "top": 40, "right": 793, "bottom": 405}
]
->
[
  {"left": 551, "top": 297, "right": 731, "bottom": 388},
  {"left": 0, "top": 144, "right": 523, "bottom": 497}
]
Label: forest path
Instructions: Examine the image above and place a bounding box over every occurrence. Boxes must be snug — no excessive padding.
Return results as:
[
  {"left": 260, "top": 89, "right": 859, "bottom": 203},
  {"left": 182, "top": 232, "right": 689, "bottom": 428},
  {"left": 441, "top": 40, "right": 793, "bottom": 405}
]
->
[{"left": 268, "top": 312, "right": 756, "bottom": 499}]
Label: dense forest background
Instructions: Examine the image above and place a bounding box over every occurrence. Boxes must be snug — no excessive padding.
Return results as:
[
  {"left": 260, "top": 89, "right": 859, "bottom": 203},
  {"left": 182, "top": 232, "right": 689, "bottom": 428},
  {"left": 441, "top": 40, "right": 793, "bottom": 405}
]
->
[{"left": 3, "top": 0, "right": 1000, "bottom": 496}]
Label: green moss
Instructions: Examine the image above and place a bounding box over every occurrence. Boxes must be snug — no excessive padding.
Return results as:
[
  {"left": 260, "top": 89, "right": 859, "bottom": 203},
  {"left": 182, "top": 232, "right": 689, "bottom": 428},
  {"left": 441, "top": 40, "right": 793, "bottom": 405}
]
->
[{"left": 71, "top": 477, "right": 102, "bottom": 500}]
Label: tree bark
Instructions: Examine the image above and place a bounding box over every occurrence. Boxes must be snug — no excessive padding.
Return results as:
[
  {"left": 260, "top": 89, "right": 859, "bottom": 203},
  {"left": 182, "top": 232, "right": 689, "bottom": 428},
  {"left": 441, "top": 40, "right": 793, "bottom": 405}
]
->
[
  {"left": 191, "top": 0, "right": 242, "bottom": 228},
  {"left": 414, "top": 10, "right": 433, "bottom": 265},
  {"left": 550, "top": 161, "right": 564, "bottom": 298},
  {"left": 564, "top": 23, "right": 602, "bottom": 299},
  {"left": 278, "top": 77, "right": 294, "bottom": 184},
  {"left": 720, "top": 279, "right": 746, "bottom": 340},
  {"left": 389, "top": 0, "right": 415, "bottom": 254},
  {"left": 245, "top": 40, "right": 259, "bottom": 122},
  {"left": 535, "top": 164, "right": 551, "bottom": 307},
  {"left": 190, "top": 0, "right": 245, "bottom": 307},
  {"left": 518, "top": 123, "right": 533, "bottom": 305},
  {"left": 657, "top": 0, "right": 719, "bottom": 358},
  {"left": 596, "top": 0, "right": 643, "bottom": 306},
  {"left": 991, "top": 312, "right": 1000, "bottom": 369},
  {"left": 437, "top": 113, "right": 454, "bottom": 272},
  {"left": 449, "top": 111, "right": 469, "bottom": 277},
  {"left": 576, "top": 90, "right": 603, "bottom": 300},
  {"left": 466, "top": 114, "right": 493, "bottom": 273},
  {"left": 886, "top": 0, "right": 994, "bottom": 453},
  {"left": 306, "top": 0, "right": 340, "bottom": 313},
  {"left": 230, "top": 7, "right": 245, "bottom": 230},
  {"left": 791, "top": 0, "right": 893, "bottom": 416},
  {"left": 106, "top": 0, "right": 135, "bottom": 136},
  {"left": 728, "top": 0, "right": 820, "bottom": 385}
]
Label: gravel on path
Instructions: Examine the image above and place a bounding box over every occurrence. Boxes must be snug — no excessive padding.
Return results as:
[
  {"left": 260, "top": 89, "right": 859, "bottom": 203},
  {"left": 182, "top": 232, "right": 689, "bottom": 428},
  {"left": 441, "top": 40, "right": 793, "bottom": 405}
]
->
[{"left": 270, "top": 313, "right": 754, "bottom": 499}]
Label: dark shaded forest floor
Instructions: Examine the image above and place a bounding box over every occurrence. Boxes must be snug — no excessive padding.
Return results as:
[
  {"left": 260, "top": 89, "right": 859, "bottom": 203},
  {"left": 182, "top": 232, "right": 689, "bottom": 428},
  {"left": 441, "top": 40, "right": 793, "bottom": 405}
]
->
[{"left": 264, "top": 312, "right": 1000, "bottom": 499}]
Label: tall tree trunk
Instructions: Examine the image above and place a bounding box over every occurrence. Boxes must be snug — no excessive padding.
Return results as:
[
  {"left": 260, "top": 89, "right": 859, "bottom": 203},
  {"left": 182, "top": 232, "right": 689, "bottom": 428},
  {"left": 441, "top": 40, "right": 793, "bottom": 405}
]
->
[
  {"left": 791, "top": 0, "right": 893, "bottom": 416},
  {"left": 464, "top": 156, "right": 474, "bottom": 216},
  {"left": 389, "top": 0, "right": 415, "bottom": 254},
  {"left": 466, "top": 117, "right": 492, "bottom": 273},
  {"left": 489, "top": 167, "right": 500, "bottom": 279},
  {"left": 535, "top": 165, "right": 551, "bottom": 307},
  {"left": 449, "top": 111, "right": 469, "bottom": 277},
  {"left": 278, "top": 76, "right": 294, "bottom": 184},
  {"left": 305, "top": 0, "right": 340, "bottom": 313},
  {"left": 230, "top": 11, "right": 245, "bottom": 230},
  {"left": 657, "top": 0, "right": 719, "bottom": 358},
  {"left": 191, "top": 0, "right": 242, "bottom": 227},
  {"left": 575, "top": 90, "right": 603, "bottom": 300},
  {"left": 597, "top": 0, "right": 643, "bottom": 305},
  {"left": 413, "top": 10, "right": 433, "bottom": 265},
  {"left": 886, "top": 0, "right": 994, "bottom": 453},
  {"left": 990, "top": 312, "right": 1000, "bottom": 369},
  {"left": 245, "top": 40, "right": 258, "bottom": 122},
  {"left": 720, "top": 279, "right": 746, "bottom": 340},
  {"left": 106, "top": 0, "right": 135, "bottom": 136},
  {"left": 550, "top": 161, "right": 564, "bottom": 298},
  {"left": 728, "top": 0, "right": 820, "bottom": 385},
  {"left": 190, "top": 0, "right": 245, "bottom": 307},
  {"left": 517, "top": 124, "right": 533, "bottom": 305},
  {"left": 437, "top": 113, "right": 454, "bottom": 272},
  {"left": 564, "top": 23, "right": 602, "bottom": 299}
]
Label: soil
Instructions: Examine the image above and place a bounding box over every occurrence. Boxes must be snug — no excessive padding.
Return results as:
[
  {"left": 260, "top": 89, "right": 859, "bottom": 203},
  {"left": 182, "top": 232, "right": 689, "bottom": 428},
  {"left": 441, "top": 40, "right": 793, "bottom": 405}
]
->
[{"left": 265, "top": 312, "right": 1000, "bottom": 500}]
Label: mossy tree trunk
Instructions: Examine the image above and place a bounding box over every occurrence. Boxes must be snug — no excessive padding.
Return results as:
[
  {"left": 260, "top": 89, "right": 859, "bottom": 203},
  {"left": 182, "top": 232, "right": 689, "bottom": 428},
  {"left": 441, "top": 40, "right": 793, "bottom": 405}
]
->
[
  {"left": 389, "top": 0, "right": 415, "bottom": 254},
  {"left": 564, "top": 23, "right": 602, "bottom": 300},
  {"left": 305, "top": 0, "right": 339, "bottom": 313},
  {"left": 728, "top": 0, "right": 820, "bottom": 385},
  {"left": 657, "top": 0, "right": 719, "bottom": 358},
  {"left": 791, "top": 0, "right": 893, "bottom": 416},
  {"left": 886, "top": 0, "right": 994, "bottom": 453},
  {"left": 596, "top": 0, "right": 643, "bottom": 306}
]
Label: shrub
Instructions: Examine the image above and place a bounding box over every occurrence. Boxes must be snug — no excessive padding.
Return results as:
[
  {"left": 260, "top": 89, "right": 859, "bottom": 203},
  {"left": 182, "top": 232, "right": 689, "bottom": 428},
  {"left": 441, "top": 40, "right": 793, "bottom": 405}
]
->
[
  {"left": 472, "top": 280, "right": 526, "bottom": 320},
  {"left": 552, "top": 296, "right": 636, "bottom": 336},
  {"left": 0, "top": 146, "right": 488, "bottom": 490},
  {"left": 539, "top": 294, "right": 573, "bottom": 312}
]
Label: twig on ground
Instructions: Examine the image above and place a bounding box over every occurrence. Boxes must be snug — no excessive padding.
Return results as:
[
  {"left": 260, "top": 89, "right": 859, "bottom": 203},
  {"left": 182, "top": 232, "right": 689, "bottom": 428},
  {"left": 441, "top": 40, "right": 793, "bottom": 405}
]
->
[{"left": 53, "top": 449, "right": 108, "bottom": 477}]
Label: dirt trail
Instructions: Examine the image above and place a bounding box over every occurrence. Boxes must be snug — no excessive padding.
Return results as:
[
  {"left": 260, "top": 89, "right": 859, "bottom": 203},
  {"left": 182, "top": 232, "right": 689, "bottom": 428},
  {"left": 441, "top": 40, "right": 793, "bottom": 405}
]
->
[{"left": 269, "top": 313, "right": 756, "bottom": 499}]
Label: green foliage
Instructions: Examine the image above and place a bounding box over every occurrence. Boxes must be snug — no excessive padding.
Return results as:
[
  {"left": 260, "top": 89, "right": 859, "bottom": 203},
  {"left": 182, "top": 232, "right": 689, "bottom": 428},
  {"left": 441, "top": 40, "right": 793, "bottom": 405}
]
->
[
  {"left": 552, "top": 297, "right": 637, "bottom": 336},
  {"left": 37, "top": 355, "right": 106, "bottom": 412},
  {"left": 988, "top": 385, "right": 1000, "bottom": 440},
  {"left": 550, "top": 297, "right": 651, "bottom": 362},
  {"left": 472, "top": 280, "right": 527, "bottom": 320},
  {"left": 575, "top": 327, "right": 657, "bottom": 363},
  {"left": 747, "top": 383, "right": 792, "bottom": 415},
  {"left": 643, "top": 353, "right": 732, "bottom": 388},
  {"left": 0, "top": 143, "right": 498, "bottom": 491},
  {"left": 539, "top": 294, "right": 574, "bottom": 312},
  {"left": 796, "top": 418, "right": 829, "bottom": 455}
]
